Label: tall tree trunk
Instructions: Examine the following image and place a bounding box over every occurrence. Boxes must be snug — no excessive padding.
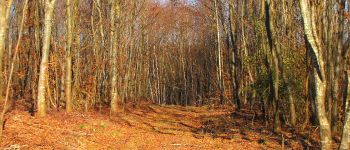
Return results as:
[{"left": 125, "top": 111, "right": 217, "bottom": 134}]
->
[
  {"left": 0, "top": 0, "right": 27, "bottom": 140},
  {"left": 214, "top": 0, "right": 224, "bottom": 105},
  {"left": 65, "top": 0, "right": 75, "bottom": 113},
  {"left": 0, "top": 0, "right": 12, "bottom": 100},
  {"left": 340, "top": 1, "right": 350, "bottom": 145},
  {"left": 331, "top": 0, "right": 346, "bottom": 134},
  {"left": 95, "top": 0, "right": 105, "bottom": 108},
  {"left": 299, "top": 0, "right": 332, "bottom": 149},
  {"left": 32, "top": 0, "right": 41, "bottom": 104},
  {"left": 340, "top": 70, "right": 350, "bottom": 150},
  {"left": 280, "top": 0, "right": 297, "bottom": 127},
  {"left": 339, "top": 70, "right": 350, "bottom": 150},
  {"left": 228, "top": 0, "right": 241, "bottom": 111},
  {"left": 265, "top": 0, "right": 281, "bottom": 132},
  {"left": 110, "top": 0, "right": 121, "bottom": 115},
  {"left": 37, "top": 0, "right": 56, "bottom": 117}
]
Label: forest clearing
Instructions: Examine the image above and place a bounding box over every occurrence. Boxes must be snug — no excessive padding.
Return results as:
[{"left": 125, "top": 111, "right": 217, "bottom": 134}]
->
[{"left": 0, "top": 0, "right": 350, "bottom": 149}]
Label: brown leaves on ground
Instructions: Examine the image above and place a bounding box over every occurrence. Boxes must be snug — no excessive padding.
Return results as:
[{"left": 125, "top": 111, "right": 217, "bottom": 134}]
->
[{"left": 1, "top": 103, "right": 306, "bottom": 149}]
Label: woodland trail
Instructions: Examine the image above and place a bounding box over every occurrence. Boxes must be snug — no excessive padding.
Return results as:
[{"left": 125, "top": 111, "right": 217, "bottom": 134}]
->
[{"left": 1, "top": 102, "right": 305, "bottom": 149}]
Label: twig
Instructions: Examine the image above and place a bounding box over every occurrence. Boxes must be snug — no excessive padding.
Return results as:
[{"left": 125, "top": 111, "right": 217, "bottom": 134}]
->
[
  {"left": 251, "top": 111, "right": 256, "bottom": 126},
  {"left": 282, "top": 134, "right": 285, "bottom": 150}
]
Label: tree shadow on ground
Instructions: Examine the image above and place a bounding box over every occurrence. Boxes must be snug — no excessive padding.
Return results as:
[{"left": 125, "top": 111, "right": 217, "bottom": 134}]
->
[
  {"left": 109, "top": 104, "right": 197, "bottom": 135},
  {"left": 109, "top": 103, "right": 321, "bottom": 149},
  {"left": 191, "top": 109, "right": 321, "bottom": 149}
]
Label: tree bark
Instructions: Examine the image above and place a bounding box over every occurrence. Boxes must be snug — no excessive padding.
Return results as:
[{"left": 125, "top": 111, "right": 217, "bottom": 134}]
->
[
  {"left": 110, "top": 0, "right": 121, "bottom": 115},
  {"left": 0, "top": 0, "right": 13, "bottom": 99},
  {"left": 331, "top": 0, "right": 346, "bottom": 134},
  {"left": 228, "top": 0, "right": 241, "bottom": 111},
  {"left": 0, "top": 0, "right": 27, "bottom": 140},
  {"left": 214, "top": 0, "right": 225, "bottom": 105},
  {"left": 65, "top": 0, "right": 75, "bottom": 113},
  {"left": 265, "top": 0, "right": 281, "bottom": 132},
  {"left": 299, "top": 0, "right": 332, "bottom": 149},
  {"left": 37, "top": 0, "right": 56, "bottom": 117},
  {"left": 340, "top": 70, "right": 350, "bottom": 150}
]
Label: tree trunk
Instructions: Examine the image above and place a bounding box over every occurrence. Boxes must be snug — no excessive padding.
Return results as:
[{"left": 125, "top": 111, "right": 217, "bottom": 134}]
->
[
  {"left": 37, "top": 0, "right": 56, "bottom": 117},
  {"left": 299, "top": 0, "right": 332, "bottom": 149},
  {"left": 331, "top": 0, "right": 346, "bottom": 134},
  {"left": 110, "top": 0, "right": 121, "bottom": 115},
  {"left": 65, "top": 0, "right": 75, "bottom": 113},
  {"left": 214, "top": 0, "right": 225, "bottom": 105},
  {"left": 340, "top": 70, "right": 350, "bottom": 150},
  {"left": 228, "top": 0, "right": 241, "bottom": 111},
  {"left": 265, "top": 0, "right": 281, "bottom": 132},
  {"left": 0, "top": 0, "right": 27, "bottom": 140},
  {"left": 0, "top": 0, "right": 12, "bottom": 99}
]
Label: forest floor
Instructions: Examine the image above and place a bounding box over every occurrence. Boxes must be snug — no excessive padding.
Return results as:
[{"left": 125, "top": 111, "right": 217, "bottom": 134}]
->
[{"left": 0, "top": 101, "right": 318, "bottom": 149}]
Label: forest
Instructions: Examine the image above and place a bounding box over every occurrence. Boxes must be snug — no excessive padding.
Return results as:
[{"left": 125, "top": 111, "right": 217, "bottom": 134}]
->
[{"left": 0, "top": 0, "right": 349, "bottom": 149}]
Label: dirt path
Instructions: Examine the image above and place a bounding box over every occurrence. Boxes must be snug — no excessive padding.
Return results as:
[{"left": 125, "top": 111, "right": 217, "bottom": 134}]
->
[{"left": 1, "top": 104, "right": 302, "bottom": 149}]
